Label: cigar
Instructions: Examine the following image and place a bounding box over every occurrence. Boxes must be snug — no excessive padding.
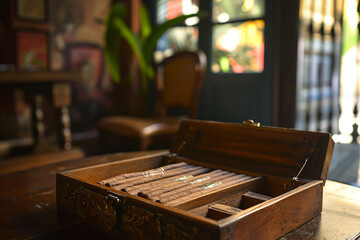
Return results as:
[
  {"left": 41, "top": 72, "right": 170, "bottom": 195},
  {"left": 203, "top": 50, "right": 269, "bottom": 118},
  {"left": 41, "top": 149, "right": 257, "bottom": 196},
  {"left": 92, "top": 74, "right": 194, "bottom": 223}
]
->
[
  {"left": 152, "top": 172, "right": 238, "bottom": 203},
  {"left": 107, "top": 166, "right": 187, "bottom": 188},
  {"left": 112, "top": 165, "right": 195, "bottom": 190},
  {"left": 158, "top": 174, "right": 251, "bottom": 204},
  {"left": 112, "top": 165, "right": 206, "bottom": 191},
  {"left": 141, "top": 170, "right": 231, "bottom": 199},
  {"left": 165, "top": 175, "right": 253, "bottom": 207},
  {"left": 97, "top": 162, "right": 188, "bottom": 186},
  {"left": 125, "top": 167, "right": 213, "bottom": 196},
  {"left": 139, "top": 169, "right": 227, "bottom": 197},
  {"left": 153, "top": 172, "right": 244, "bottom": 203},
  {"left": 106, "top": 162, "right": 191, "bottom": 187}
]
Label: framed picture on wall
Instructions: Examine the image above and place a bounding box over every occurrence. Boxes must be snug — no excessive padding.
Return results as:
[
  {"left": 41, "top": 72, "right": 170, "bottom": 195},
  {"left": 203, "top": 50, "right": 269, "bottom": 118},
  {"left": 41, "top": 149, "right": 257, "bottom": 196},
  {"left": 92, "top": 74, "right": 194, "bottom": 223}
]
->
[
  {"left": 65, "top": 42, "right": 109, "bottom": 131},
  {"left": 65, "top": 43, "right": 104, "bottom": 89},
  {"left": 16, "top": 0, "right": 48, "bottom": 22},
  {"left": 15, "top": 30, "right": 49, "bottom": 70}
]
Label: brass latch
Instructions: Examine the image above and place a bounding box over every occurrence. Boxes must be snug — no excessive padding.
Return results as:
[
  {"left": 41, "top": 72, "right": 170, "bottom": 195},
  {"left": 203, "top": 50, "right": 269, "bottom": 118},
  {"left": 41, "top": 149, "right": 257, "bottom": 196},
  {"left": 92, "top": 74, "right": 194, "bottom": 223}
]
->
[{"left": 242, "top": 120, "right": 260, "bottom": 127}]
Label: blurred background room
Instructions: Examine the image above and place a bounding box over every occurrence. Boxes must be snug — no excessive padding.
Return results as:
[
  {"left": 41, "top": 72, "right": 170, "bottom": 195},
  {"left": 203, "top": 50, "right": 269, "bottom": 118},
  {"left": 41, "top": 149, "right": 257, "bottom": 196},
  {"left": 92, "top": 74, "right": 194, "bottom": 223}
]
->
[{"left": 0, "top": 0, "right": 359, "bottom": 187}]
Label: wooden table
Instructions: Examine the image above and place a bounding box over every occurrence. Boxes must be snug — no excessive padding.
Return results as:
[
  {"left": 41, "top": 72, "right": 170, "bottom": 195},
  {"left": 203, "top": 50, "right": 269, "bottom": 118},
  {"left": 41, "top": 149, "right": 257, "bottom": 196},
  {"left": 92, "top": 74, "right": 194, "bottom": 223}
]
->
[{"left": 0, "top": 150, "right": 359, "bottom": 240}]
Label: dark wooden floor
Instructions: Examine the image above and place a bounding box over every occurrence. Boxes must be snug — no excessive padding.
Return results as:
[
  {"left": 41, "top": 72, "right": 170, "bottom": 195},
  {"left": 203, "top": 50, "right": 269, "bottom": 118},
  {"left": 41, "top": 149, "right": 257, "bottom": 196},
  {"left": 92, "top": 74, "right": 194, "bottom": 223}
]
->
[{"left": 328, "top": 142, "right": 360, "bottom": 187}]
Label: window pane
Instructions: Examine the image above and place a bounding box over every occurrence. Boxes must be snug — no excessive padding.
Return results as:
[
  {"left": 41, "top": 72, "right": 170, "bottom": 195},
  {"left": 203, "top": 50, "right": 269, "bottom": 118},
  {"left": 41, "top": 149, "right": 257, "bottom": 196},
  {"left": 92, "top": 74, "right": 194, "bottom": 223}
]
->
[
  {"left": 155, "top": 26, "right": 198, "bottom": 62},
  {"left": 212, "top": 20, "right": 264, "bottom": 73},
  {"left": 157, "top": 0, "right": 199, "bottom": 24},
  {"left": 212, "top": 0, "right": 265, "bottom": 23}
]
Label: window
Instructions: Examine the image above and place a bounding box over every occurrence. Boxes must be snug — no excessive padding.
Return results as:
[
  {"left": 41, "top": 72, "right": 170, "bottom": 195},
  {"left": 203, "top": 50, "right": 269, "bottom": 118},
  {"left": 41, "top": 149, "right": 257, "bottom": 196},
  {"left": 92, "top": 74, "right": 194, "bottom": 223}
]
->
[
  {"left": 155, "top": 0, "right": 200, "bottom": 62},
  {"left": 155, "top": 0, "right": 265, "bottom": 73},
  {"left": 212, "top": 20, "right": 264, "bottom": 73},
  {"left": 211, "top": 0, "right": 265, "bottom": 73}
]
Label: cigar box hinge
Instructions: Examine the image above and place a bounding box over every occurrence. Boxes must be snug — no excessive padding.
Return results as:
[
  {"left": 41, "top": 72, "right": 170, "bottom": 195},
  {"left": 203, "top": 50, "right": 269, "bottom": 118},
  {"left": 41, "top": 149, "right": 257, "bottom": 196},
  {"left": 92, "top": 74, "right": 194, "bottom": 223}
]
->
[
  {"left": 169, "top": 125, "right": 199, "bottom": 161},
  {"left": 170, "top": 140, "right": 187, "bottom": 159},
  {"left": 288, "top": 157, "right": 308, "bottom": 191}
]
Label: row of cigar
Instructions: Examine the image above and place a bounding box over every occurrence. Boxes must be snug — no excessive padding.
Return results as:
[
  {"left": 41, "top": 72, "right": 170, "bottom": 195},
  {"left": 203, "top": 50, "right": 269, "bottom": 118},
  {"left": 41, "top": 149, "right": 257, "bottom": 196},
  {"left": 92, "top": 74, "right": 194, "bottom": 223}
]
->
[{"left": 98, "top": 162, "right": 253, "bottom": 207}]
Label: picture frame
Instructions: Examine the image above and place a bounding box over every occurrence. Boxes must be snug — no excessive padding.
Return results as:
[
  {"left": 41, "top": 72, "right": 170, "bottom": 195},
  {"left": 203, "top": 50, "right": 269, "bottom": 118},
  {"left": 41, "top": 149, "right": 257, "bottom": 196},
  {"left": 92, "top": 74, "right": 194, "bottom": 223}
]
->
[
  {"left": 65, "top": 42, "right": 104, "bottom": 89},
  {"left": 15, "top": 30, "right": 50, "bottom": 70},
  {"left": 15, "top": 0, "right": 48, "bottom": 22},
  {"left": 64, "top": 42, "right": 109, "bottom": 131}
]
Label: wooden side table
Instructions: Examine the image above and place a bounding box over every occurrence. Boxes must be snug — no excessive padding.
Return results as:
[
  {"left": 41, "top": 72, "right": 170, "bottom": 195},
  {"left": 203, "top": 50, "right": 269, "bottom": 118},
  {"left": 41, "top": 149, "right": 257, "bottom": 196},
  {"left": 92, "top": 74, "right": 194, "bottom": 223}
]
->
[{"left": 0, "top": 70, "right": 82, "bottom": 151}]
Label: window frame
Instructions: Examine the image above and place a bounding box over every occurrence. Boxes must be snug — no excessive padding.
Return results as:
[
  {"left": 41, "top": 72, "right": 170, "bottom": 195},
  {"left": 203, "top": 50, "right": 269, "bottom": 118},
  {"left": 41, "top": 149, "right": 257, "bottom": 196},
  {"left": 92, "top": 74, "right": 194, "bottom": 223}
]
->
[
  {"left": 152, "top": 0, "right": 277, "bottom": 125},
  {"left": 153, "top": 1, "right": 275, "bottom": 81}
]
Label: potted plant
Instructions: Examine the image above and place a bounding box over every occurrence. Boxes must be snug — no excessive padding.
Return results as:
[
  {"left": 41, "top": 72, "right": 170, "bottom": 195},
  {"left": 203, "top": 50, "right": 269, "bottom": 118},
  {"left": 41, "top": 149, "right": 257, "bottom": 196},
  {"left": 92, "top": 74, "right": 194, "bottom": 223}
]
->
[{"left": 104, "top": 2, "right": 200, "bottom": 115}]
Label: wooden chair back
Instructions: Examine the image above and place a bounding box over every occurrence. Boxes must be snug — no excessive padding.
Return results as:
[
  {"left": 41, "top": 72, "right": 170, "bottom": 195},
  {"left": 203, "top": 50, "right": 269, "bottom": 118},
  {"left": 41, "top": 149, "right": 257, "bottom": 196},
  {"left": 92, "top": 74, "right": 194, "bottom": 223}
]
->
[{"left": 155, "top": 50, "right": 207, "bottom": 118}]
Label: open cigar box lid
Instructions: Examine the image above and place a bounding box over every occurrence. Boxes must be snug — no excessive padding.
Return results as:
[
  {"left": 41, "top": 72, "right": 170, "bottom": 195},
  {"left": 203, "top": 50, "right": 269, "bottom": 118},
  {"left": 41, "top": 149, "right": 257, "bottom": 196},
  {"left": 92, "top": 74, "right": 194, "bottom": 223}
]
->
[{"left": 169, "top": 119, "right": 335, "bottom": 183}]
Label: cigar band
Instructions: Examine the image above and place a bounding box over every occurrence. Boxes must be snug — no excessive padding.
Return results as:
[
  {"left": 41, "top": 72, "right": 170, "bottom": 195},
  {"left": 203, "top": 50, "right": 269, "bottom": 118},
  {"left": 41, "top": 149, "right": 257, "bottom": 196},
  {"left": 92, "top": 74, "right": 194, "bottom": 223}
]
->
[
  {"left": 190, "top": 176, "right": 210, "bottom": 185},
  {"left": 171, "top": 175, "right": 194, "bottom": 182},
  {"left": 201, "top": 181, "right": 222, "bottom": 190},
  {"left": 142, "top": 167, "right": 165, "bottom": 178}
]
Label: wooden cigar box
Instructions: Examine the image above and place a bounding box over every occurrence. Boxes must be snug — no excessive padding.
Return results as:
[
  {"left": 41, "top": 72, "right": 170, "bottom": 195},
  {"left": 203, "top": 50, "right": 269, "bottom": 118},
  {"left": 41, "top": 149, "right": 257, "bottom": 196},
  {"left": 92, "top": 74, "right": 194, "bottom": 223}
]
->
[{"left": 56, "top": 119, "right": 334, "bottom": 239}]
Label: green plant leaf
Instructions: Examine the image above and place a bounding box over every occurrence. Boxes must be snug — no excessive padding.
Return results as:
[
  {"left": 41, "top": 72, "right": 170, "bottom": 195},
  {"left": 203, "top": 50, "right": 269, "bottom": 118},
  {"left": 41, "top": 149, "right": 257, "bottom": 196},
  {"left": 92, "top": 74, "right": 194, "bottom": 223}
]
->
[
  {"left": 139, "top": 4, "right": 152, "bottom": 44},
  {"left": 104, "top": 3, "right": 126, "bottom": 83},
  {"left": 113, "top": 18, "right": 154, "bottom": 82},
  {"left": 143, "top": 13, "right": 200, "bottom": 64},
  {"left": 105, "top": 4, "right": 203, "bottom": 85}
]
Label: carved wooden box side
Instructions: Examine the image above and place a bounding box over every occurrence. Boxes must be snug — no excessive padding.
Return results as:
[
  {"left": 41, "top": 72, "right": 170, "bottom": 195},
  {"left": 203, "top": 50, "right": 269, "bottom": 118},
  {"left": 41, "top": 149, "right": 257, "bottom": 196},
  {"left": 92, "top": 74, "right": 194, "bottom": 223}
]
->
[{"left": 57, "top": 173, "right": 221, "bottom": 240}]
